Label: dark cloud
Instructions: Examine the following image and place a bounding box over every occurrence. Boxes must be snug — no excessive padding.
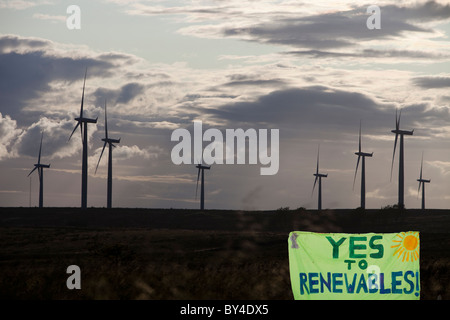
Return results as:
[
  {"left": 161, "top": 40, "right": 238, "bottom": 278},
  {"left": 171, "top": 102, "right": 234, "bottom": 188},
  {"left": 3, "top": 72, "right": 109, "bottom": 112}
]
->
[
  {"left": 0, "top": 35, "right": 131, "bottom": 120},
  {"left": 193, "top": 85, "right": 449, "bottom": 143},
  {"left": 412, "top": 76, "right": 450, "bottom": 88},
  {"left": 198, "top": 86, "right": 384, "bottom": 129},
  {"left": 182, "top": 93, "right": 238, "bottom": 103},
  {"left": 223, "top": 78, "right": 287, "bottom": 88},
  {"left": 0, "top": 34, "right": 50, "bottom": 52},
  {"left": 220, "top": 1, "right": 449, "bottom": 51},
  {"left": 383, "top": 0, "right": 450, "bottom": 22},
  {"left": 285, "top": 49, "right": 450, "bottom": 60},
  {"left": 0, "top": 51, "right": 110, "bottom": 117},
  {"left": 93, "top": 82, "right": 146, "bottom": 106}
]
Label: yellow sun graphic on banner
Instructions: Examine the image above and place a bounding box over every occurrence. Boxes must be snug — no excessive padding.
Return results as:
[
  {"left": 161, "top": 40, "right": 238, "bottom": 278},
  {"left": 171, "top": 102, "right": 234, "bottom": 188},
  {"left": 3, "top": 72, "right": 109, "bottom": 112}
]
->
[{"left": 391, "top": 232, "right": 420, "bottom": 262}]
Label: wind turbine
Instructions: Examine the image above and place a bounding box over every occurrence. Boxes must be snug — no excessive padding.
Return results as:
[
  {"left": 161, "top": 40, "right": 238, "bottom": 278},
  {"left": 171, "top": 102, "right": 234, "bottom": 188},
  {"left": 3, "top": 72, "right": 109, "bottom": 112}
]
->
[
  {"left": 312, "top": 145, "right": 327, "bottom": 211},
  {"left": 353, "top": 121, "right": 373, "bottom": 209},
  {"left": 195, "top": 161, "right": 211, "bottom": 210},
  {"left": 95, "top": 99, "right": 121, "bottom": 209},
  {"left": 391, "top": 109, "right": 414, "bottom": 209},
  {"left": 28, "top": 132, "right": 50, "bottom": 208},
  {"left": 69, "top": 68, "right": 97, "bottom": 209},
  {"left": 417, "top": 153, "right": 430, "bottom": 210}
]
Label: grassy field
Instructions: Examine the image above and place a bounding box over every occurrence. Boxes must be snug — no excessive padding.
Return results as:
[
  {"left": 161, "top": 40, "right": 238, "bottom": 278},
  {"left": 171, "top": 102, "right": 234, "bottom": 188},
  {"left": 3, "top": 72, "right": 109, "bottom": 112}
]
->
[{"left": 0, "top": 207, "right": 448, "bottom": 299}]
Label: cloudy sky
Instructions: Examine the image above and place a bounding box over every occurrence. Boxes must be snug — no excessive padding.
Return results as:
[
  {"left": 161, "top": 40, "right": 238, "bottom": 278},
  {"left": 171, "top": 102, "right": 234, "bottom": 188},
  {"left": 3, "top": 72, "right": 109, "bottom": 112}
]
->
[{"left": 1, "top": 0, "right": 450, "bottom": 210}]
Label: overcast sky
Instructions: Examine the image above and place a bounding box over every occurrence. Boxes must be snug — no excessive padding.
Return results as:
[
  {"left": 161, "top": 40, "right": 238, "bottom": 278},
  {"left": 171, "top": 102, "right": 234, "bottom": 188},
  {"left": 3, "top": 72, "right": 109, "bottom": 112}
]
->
[{"left": 1, "top": 0, "right": 450, "bottom": 210}]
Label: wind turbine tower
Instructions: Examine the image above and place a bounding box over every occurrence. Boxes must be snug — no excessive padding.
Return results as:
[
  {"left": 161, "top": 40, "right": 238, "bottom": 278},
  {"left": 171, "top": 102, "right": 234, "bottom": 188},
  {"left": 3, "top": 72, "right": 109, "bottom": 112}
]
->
[
  {"left": 391, "top": 109, "right": 414, "bottom": 209},
  {"left": 95, "top": 100, "right": 121, "bottom": 208},
  {"left": 195, "top": 162, "right": 211, "bottom": 210},
  {"left": 69, "top": 68, "right": 97, "bottom": 209},
  {"left": 313, "top": 145, "right": 327, "bottom": 211},
  {"left": 417, "top": 153, "right": 430, "bottom": 210},
  {"left": 28, "top": 132, "right": 50, "bottom": 208},
  {"left": 353, "top": 121, "right": 373, "bottom": 209}
]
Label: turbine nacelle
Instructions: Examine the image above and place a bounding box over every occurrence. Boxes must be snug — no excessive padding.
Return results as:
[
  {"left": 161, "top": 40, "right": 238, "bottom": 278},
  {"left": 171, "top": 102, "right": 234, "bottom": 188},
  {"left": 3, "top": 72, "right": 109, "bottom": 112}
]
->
[
  {"left": 33, "top": 164, "right": 50, "bottom": 168},
  {"left": 102, "top": 137, "right": 121, "bottom": 144},
  {"left": 74, "top": 117, "right": 98, "bottom": 124},
  {"left": 313, "top": 173, "right": 327, "bottom": 178},
  {"left": 196, "top": 164, "right": 211, "bottom": 170},
  {"left": 391, "top": 129, "right": 414, "bottom": 136},
  {"left": 355, "top": 151, "right": 373, "bottom": 157}
]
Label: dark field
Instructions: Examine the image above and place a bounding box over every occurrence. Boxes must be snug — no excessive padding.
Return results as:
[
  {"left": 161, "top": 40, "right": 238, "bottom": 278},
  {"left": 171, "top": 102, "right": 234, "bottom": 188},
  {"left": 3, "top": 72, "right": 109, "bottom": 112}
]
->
[{"left": 0, "top": 207, "right": 448, "bottom": 300}]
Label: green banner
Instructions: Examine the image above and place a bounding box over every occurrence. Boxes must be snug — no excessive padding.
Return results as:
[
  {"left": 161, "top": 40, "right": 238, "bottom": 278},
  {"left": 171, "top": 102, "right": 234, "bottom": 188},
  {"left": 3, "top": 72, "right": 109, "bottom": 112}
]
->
[{"left": 288, "top": 231, "right": 420, "bottom": 300}]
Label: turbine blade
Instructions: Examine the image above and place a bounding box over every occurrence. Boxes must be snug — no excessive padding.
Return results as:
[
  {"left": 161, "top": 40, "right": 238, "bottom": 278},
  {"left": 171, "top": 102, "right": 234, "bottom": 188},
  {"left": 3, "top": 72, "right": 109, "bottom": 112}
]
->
[
  {"left": 104, "top": 99, "right": 108, "bottom": 139},
  {"left": 312, "top": 176, "right": 318, "bottom": 197},
  {"left": 195, "top": 168, "right": 201, "bottom": 199},
  {"left": 397, "top": 108, "right": 402, "bottom": 130},
  {"left": 95, "top": 142, "right": 107, "bottom": 174},
  {"left": 38, "top": 132, "right": 43, "bottom": 165},
  {"left": 391, "top": 133, "right": 398, "bottom": 181},
  {"left": 420, "top": 153, "right": 423, "bottom": 180},
  {"left": 68, "top": 122, "right": 80, "bottom": 141},
  {"left": 80, "top": 121, "right": 83, "bottom": 141},
  {"left": 316, "top": 145, "right": 320, "bottom": 174},
  {"left": 394, "top": 109, "right": 397, "bottom": 129},
  {"left": 353, "top": 155, "right": 361, "bottom": 190},
  {"left": 27, "top": 166, "right": 37, "bottom": 177},
  {"left": 358, "top": 120, "right": 362, "bottom": 153},
  {"left": 80, "top": 68, "right": 87, "bottom": 119}
]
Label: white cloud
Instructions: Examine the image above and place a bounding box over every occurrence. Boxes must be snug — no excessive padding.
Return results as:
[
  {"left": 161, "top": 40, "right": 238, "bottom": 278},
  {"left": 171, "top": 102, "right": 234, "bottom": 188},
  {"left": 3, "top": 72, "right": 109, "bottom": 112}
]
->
[
  {"left": 113, "top": 145, "right": 161, "bottom": 160},
  {"left": 116, "top": 174, "right": 193, "bottom": 183},
  {"left": 427, "top": 160, "right": 450, "bottom": 176},
  {"left": 22, "top": 116, "right": 96, "bottom": 158},
  {"left": 32, "top": 13, "right": 66, "bottom": 23},
  {"left": 0, "top": 112, "right": 22, "bottom": 160},
  {"left": 89, "top": 144, "right": 163, "bottom": 174},
  {"left": 366, "top": 188, "right": 390, "bottom": 200},
  {"left": 0, "top": 0, "right": 50, "bottom": 10}
]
